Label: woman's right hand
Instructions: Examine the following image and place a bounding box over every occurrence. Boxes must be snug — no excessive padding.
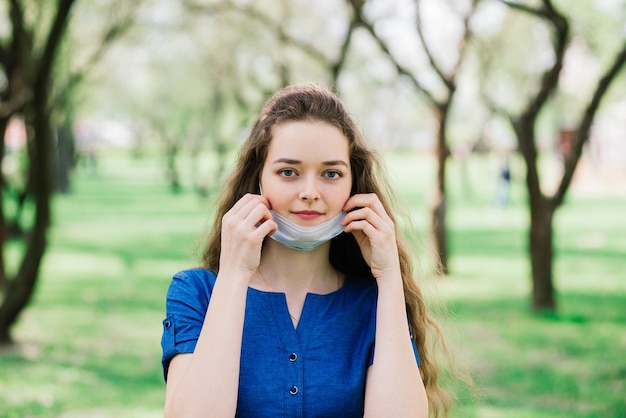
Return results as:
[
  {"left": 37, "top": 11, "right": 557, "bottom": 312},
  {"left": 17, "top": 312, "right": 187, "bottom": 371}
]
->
[{"left": 218, "top": 193, "right": 277, "bottom": 280}]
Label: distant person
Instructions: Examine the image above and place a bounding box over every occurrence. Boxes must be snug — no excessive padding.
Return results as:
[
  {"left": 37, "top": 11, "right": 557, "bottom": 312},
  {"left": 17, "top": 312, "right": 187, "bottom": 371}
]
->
[
  {"left": 160, "top": 83, "right": 451, "bottom": 417},
  {"left": 496, "top": 156, "right": 511, "bottom": 206}
]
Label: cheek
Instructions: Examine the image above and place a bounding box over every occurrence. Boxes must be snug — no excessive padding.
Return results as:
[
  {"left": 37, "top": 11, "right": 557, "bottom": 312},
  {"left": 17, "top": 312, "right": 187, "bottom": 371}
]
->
[
  {"left": 258, "top": 170, "right": 272, "bottom": 195},
  {"left": 344, "top": 174, "right": 354, "bottom": 196},
  {"left": 336, "top": 183, "right": 352, "bottom": 204},
  {"left": 259, "top": 184, "right": 285, "bottom": 210}
]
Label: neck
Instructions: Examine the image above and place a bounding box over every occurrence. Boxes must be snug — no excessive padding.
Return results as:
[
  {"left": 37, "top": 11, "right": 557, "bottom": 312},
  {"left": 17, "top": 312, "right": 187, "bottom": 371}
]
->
[{"left": 258, "top": 239, "right": 341, "bottom": 294}]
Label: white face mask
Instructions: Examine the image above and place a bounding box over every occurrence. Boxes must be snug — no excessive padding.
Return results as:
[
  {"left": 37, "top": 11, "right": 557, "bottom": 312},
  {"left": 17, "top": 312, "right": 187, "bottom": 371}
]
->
[{"left": 269, "top": 210, "right": 346, "bottom": 252}]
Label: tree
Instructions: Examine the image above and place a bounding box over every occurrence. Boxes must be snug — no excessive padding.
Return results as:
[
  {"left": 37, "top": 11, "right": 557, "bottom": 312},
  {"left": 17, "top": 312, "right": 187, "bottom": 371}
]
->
[
  {"left": 484, "top": 0, "right": 626, "bottom": 311},
  {"left": 347, "top": 0, "right": 481, "bottom": 274},
  {"left": 118, "top": 0, "right": 362, "bottom": 194},
  {"left": 183, "top": 0, "right": 359, "bottom": 90},
  {"left": 51, "top": 1, "right": 138, "bottom": 193},
  {"left": 0, "top": 0, "right": 77, "bottom": 345}
]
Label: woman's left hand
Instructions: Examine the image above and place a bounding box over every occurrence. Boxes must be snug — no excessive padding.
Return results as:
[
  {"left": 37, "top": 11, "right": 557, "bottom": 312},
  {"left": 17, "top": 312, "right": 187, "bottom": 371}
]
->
[{"left": 341, "top": 193, "right": 401, "bottom": 280}]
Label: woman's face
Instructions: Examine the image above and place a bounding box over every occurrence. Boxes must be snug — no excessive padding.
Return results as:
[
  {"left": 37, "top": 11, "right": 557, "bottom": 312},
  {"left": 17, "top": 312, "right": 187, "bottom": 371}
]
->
[{"left": 260, "top": 120, "right": 352, "bottom": 226}]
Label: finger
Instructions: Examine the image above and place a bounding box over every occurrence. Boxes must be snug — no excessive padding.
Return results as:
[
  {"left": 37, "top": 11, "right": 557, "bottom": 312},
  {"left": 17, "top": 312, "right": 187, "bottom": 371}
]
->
[
  {"left": 225, "top": 195, "right": 258, "bottom": 223},
  {"left": 255, "top": 218, "right": 277, "bottom": 238},
  {"left": 223, "top": 203, "right": 269, "bottom": 241},
  {"left": 228, "top": 194, "right": 270, "bottom": 221},
  {"left": 342, "top": 219, "right": 377, "bottom": 236},
  {"left": 343, "top": 193, "right": 387, "bottom": 217},
  {"left": 341, "top": 206, "right": 385, "bottom": 230},
  {"left": 246, "top": 203, "right": 275, "bottom": 230}
]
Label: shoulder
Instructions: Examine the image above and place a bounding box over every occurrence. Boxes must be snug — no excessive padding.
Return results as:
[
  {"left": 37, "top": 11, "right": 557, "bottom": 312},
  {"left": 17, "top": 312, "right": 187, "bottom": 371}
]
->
[
  {"left": 172, "top": 267, "right": 217, "bottom": 287},
  {"left": 166, "top": 268, "right": 217, "bottom": 306}
]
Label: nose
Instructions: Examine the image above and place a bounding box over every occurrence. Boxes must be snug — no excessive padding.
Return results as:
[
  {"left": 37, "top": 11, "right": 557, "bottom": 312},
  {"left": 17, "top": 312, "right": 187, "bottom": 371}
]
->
[{"left": 299, "top": 178, "right": 320, "bottom": 202}]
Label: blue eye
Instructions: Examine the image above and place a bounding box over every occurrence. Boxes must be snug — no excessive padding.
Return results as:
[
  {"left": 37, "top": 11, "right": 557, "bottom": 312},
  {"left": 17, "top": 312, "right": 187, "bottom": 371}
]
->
[
  {"left": 324, "top": 170, "right": 341, "bottom": 179},
  {"left": 279, "top": 169, "right": 296, "bottom": 177}
]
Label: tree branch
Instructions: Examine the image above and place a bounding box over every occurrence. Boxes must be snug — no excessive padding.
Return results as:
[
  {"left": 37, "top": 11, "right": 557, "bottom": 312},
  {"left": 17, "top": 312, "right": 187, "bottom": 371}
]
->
[
  {"left": 554, "top": 39, "right": 626, "bottom": 206},
  {"left": 349, "top": 1, "right": 438, "bottom": 106},
  {"left": 182, "top": 0, "right": 331, "bottom": 66},
  {"left": 499, "top": 0, "right": 546, "bottom": 17},
  {"left": 497, "top": 0, "right": 568, "bottom": 203},
  {"left": 35, "top": 0, "right": 77, "bottom": 94},
  {"left": 453, "top": 0, "right": 480, "bottom": 78},
  {"left": 520, "top": 0, "right": 569, "bottom": 124},
  {"left": 501, "top": 0, "right": 568, "bottom": 162},
  {"left": 331, "top": 17, "right": 359, "bottom": 89},
  {"left": 415, "top": 0, "right": 452, "bottom": 90},
  {"left": 51, "top": 5, "right": 138, "bottom": 110}
]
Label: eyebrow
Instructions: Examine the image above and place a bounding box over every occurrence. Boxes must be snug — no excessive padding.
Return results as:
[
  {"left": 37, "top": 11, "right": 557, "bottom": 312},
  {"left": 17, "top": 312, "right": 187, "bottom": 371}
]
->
[{"left": 272, "top": 158, "right": 348, "bottom": 167}]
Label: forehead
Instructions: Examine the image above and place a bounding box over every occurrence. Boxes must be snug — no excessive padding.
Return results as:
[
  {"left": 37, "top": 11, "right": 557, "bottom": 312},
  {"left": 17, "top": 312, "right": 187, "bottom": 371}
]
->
[{"left": 267, "top": 120, "right": 349, "bottom": 161}]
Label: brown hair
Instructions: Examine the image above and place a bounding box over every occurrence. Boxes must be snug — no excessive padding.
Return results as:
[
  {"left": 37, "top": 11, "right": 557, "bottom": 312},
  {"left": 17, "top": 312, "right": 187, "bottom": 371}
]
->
[{"left": 202, "top": 83, "right": 451, "bottom": 416}]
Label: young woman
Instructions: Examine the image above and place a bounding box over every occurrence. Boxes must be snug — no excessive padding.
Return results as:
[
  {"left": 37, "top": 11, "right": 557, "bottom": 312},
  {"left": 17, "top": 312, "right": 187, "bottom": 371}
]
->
[{"left": 161, "top": 83, "right": 450, "bottom": 417}]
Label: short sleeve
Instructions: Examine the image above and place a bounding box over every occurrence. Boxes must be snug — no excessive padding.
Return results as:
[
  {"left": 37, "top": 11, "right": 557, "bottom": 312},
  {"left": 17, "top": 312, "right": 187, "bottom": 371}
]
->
[{"left": 160, "top": 268, "right": 217, "bottom": 381}]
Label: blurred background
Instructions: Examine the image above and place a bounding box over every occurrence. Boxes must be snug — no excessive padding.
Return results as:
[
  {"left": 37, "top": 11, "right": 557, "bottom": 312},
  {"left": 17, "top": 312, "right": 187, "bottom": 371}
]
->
[{"left": 0, "top": 0, "right": 625, "bottom": 417}]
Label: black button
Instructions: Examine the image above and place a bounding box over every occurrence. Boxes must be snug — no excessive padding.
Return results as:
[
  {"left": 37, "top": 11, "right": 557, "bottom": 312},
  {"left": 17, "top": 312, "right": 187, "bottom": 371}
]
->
[
  {"left": 289, "top": 353, "right": 297, "bottom": 362},
  {"left": 289, "top": 385, "right": 298, "bottom": 395}
]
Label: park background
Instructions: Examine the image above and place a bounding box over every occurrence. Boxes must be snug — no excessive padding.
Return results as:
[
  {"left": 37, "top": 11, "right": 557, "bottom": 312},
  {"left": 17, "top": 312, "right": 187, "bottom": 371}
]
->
[{"left": 0, "top": 1, "right": 625, "bottom": 417}]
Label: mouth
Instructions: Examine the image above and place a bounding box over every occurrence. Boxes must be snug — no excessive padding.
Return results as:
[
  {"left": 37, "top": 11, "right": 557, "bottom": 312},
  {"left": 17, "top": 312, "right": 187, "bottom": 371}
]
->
[{"left": 291, "top": 210, "right": 324, "bottom": 220}]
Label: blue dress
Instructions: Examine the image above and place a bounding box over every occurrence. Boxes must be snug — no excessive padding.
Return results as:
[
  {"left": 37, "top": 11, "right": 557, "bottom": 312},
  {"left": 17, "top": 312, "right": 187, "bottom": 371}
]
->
[{"left": 161, "top": 268, "right": 419, "bottom": 417}]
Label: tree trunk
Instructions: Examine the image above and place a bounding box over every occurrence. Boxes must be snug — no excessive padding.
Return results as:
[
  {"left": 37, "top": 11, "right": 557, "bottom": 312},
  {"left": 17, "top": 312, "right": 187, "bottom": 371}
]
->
[
  {"left": 0, "top": 0, "right": 75, "bottom": 345},
  {"left": 166, "top": 141, "right": 181, "bottom": 193},
  {"left": 0, "top": 119, "right": 52, "bottom": 345},
  {"left": 430, "top": 105, "right": 449, "bottom": 274},
  {"left": 517, "top": 112, "right": 557, "bottom": 312},
  {"left": 0, "top": 117, "right": 8, "bottom": 290},
  {"left": 55, "top": 118, "right": 75, "bottom": 194},
  {"left": 0, "top": 220, "right": 48, "bottom": 344},
  {"left": 528, "top": 198, "right": 555, "bottom": 311}
]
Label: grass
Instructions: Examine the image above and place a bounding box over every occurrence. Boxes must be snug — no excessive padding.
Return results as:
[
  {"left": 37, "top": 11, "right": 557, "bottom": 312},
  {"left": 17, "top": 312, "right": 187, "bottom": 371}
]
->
[{"left": 1, "top": 150, "right": 625, "bottom": 417}]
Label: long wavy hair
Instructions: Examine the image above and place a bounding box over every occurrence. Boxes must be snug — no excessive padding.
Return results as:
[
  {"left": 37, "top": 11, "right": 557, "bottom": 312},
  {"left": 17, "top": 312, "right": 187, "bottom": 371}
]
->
[{"left": 202, "top": 83, "right": 451, "bottom": 416}]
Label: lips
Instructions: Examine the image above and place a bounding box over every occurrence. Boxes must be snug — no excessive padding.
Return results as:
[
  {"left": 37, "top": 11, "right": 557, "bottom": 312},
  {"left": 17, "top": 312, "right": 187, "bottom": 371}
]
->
[{"left": 291, "top": 210, "right": 324, "bottom": 220}]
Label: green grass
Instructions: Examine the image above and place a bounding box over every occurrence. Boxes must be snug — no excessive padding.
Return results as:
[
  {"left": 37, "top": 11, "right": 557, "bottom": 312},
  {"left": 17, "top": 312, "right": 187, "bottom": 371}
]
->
[{"left": 1, "top": 150, "right": 625, "bottom": 417}]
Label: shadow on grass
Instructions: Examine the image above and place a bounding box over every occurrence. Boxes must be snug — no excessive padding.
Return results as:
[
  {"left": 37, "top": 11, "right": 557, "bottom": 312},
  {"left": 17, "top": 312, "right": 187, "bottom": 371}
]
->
[{"left": 446, "top": 292, "right": 626, "bottom": 418}]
